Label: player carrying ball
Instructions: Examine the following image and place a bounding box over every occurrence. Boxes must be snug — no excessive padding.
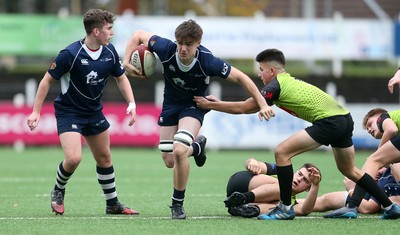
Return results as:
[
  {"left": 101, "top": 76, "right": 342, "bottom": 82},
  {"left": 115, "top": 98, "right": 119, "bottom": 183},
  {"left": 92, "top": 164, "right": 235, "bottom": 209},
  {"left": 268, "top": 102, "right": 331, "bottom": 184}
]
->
[{"left": 123, "top": 20, "right": 275, "bottom": 219}]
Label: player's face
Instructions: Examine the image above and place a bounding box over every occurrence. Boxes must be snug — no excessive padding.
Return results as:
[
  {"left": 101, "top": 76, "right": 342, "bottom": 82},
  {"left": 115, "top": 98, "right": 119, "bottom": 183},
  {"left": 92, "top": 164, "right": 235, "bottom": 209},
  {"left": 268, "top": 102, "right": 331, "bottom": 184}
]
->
[
  {"left": 291, "top": 167, "right": 311, "bottom": 194},
  {"left": 96, "top": 22, "right": 114, "bottom": 46},
  {"left": 258, "top": 62, "right": 276, "bottom": 85},
  {"left": 176, "top": 40, "right": 200, "bottom": 65},
  {"left": 365, "top": 114, "right": 383, "bottom": 139}
]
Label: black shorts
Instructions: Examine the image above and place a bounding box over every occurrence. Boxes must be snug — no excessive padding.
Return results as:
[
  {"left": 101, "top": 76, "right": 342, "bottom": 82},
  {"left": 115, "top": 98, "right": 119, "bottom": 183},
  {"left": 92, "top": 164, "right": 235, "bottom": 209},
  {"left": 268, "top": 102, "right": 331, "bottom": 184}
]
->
[
  {"left": 55, "top": 109, "right": 109, "bottom": 136},
  {"left": 226, "top": 171, "right": 254, "bottom": 197},
  {"left": 390, "top": 135, "right": 400, "bottom": 151},
  {"left": 305, "top": 113, "right": 354, "bottom": 148},
  {"left": 158, "top": 103, "right": 209, "bottom": 126}
]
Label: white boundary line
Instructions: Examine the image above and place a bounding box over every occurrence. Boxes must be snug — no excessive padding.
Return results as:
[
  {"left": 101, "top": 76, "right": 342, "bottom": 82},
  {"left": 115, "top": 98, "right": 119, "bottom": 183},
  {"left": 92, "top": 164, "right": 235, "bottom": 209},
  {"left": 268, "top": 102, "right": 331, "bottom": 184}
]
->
[{"left": 0, "top": 215, "right": 381, "bottom": 220}]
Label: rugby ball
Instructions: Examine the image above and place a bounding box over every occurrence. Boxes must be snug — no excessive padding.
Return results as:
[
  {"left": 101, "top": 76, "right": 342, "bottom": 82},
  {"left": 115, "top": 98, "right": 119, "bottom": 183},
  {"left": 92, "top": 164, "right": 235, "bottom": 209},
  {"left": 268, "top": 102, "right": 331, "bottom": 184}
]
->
[{"left": 130, "top": 44, "right": 156, "bottom": 78}]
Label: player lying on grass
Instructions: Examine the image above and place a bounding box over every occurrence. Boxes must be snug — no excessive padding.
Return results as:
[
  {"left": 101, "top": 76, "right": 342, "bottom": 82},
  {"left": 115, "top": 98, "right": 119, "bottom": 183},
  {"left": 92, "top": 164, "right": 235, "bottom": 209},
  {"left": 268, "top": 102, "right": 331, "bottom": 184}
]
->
[
  {"left": 194, "top": 48, "right": 400, "bottom": 220},
  {"left": 299, "top": 163, "right": 400, "bottom": 215},
  {"left": 224, "top": 158, "right": 321, "bottom": 218},
  {"left": 324, "top": 108, "right": 400, "bottom": 218}
]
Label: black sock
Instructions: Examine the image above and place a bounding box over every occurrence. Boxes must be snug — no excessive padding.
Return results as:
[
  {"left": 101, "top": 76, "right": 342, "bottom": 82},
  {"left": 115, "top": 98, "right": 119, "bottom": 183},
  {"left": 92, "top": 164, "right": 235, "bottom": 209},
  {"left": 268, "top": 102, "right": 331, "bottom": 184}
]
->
[
  {"left": 172, "top": 188, "right": 185, "bottom": 205},
  {"left": 191, "top": 142, "right": 200, "bottom": 157},
  {"left": 347, "top": 184, "right": 366, "bottom": 208},
  {"left": 276, "top": 164, "right": 293, "bottom": 206},
  {"left": 54, "top": 161, "right": 72, "bottom": 192},
  {"left": 97, "top": 165, "right": 118, "bottom": 206},
  {"left": 356, "top": 173, "right": 392, "bottom": 208},
  {"left": 243, "top": 192, "right": 255, "bottom": 203}
]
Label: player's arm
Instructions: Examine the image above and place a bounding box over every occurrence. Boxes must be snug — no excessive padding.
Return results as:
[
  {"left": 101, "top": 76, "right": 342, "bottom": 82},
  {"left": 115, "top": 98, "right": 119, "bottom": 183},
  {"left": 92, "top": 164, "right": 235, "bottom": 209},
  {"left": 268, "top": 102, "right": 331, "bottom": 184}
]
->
[
  {"left": 123, "top": 30, "right": 154, "bottom": 77},
  {"left": 27, "top": 72, "right": 55, "bottom": 131},
  {"left": 115, "top": 73, "right": 137, "bottom": 126},
  {"left": 225, "top": 66, "right": 275, "bottom": 121},
  {"left": 388, "top": 68, "right": 400, "bottom": 94},
  {"left": 379, "top": 118, "right": 398, "bottom": 147},
  {"left": 193, "top": 95, "right": 259, "bottom": 114}
]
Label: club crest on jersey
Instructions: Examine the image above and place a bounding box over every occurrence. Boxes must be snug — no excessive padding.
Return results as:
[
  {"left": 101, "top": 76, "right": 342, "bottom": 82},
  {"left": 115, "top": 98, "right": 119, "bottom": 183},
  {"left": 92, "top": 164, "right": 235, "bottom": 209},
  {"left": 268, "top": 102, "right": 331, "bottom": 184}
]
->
[
  {"left": 169, "top": 64, "right": 176, "bottom": 72},
  {"left": 81, "top": 59, "right": 89, "bottom": 65},
  {"left": 173, "top": 77, "right": 186, "bottom": 86},
  {"left": 86, "top": 71, "right": 99, "bottom": 85}
]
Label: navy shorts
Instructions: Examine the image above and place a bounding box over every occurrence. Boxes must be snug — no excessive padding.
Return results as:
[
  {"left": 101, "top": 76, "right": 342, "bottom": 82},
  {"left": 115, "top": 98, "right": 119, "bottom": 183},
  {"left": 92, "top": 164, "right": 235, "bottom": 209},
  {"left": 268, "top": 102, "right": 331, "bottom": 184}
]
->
[
  {"left": 158, "top": 103, "right": 210, "bottom": 126},
  {"left": 305, "top": 113, "right": 354, "bottom": 148},
  {"left": 55, "top": 109, "right": 110, "bottom": 136},
  {"left": 226, "top": 171, "right": 254, "bottom": 197}
]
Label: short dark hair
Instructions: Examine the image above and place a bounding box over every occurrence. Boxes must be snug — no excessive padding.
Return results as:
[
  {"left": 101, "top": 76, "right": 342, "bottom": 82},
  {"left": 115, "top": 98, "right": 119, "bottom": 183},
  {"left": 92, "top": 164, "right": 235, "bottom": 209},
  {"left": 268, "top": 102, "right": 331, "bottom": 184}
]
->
[
  {"left": 255, "top": 48, "right": 286, "bottom": 66},
  {"left": 362, "top": 108, "right": 388, "bottom": 129},
  {"left": 300, "top": 163, "right": 322, "bottom": 183},
  {"left": 175, "top": 19, "right": 203, "bottom": 43},
  {"left": 83, "top": 9, "right": 115, "bottom": 34}
]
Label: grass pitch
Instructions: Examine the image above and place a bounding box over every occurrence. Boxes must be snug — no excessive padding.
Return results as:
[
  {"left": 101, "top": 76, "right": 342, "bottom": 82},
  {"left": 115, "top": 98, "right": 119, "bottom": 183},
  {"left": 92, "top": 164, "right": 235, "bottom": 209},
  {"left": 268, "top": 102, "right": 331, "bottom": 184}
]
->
[{"left": 0, "top": 147, "right": 398, "bottom": 235}]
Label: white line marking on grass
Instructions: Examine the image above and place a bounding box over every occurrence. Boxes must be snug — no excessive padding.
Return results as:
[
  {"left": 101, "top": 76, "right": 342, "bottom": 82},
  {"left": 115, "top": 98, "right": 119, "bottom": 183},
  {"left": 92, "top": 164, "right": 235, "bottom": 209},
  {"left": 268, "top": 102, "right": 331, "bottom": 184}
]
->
[
  {"left": 0, "top": 215, "right": 381, "bottom": 220},
  {"left": 0, "top": 216, "right": 230, "bottom": 220}
]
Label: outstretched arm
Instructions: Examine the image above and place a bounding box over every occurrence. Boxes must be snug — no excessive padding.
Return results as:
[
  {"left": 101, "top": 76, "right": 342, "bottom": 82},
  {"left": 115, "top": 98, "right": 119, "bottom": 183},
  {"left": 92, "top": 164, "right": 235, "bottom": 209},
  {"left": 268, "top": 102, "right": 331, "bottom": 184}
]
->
[
  {"left": 225, "top": 67, "right": 275, "bottom": 121},
  {"left": 193, "top": 95, "right": 260, "bottom": 114}
]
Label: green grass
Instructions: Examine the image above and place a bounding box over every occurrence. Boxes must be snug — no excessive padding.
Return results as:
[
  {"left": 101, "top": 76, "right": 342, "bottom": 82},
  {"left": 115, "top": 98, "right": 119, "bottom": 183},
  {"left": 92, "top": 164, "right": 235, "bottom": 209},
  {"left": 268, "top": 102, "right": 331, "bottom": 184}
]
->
[{"left": 0, "top": 147, "right": 398, "bottom": 235}]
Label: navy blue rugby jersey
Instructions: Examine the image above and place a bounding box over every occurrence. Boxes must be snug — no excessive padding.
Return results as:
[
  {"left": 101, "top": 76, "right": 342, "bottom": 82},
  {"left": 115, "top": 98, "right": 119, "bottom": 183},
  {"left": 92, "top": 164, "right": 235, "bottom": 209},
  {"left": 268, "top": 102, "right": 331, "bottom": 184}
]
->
[
  {"left": 148, "top": 35, "right": 231, "bottom": 105},
  {"left": 48, "top": 39, "right": 124, "bottom": 113}
]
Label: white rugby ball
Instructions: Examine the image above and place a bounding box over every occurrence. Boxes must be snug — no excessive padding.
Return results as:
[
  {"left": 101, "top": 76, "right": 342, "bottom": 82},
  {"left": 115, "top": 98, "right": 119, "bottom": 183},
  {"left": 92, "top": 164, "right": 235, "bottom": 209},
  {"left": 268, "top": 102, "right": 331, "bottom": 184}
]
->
[{"left": 130, "top": 44, "right": 156, "bottom": 78}]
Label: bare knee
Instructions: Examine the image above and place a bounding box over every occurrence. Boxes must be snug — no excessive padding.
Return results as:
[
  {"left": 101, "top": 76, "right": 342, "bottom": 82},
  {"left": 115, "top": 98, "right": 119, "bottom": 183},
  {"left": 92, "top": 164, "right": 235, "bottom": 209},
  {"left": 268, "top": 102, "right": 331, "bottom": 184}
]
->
[
  {"left": 338, "top": 166, "right": 362, "bottom": 182},
  {"left": 94, "top": 152, "right": 112, "bottom": 167},
  {"left": 173, "top": 144, "right": 188, "bottom": 164},
  {"left": 162, "top": 153, "right": 174, "bottom": 168},
  {"left": 274, "top": 145, "right": 291, "bottom": 165},
  {"left": 63, "top": 155, "right": 82, "bottom": 171}
]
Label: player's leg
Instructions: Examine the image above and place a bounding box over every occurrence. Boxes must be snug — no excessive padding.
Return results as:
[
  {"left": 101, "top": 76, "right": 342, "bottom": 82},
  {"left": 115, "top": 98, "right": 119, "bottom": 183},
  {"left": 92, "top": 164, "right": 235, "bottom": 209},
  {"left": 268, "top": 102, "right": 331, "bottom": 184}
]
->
[
  {"left": 326, "top": 146, "right": 399, "bottom": 219},
  {"left": 159, "top": 127, "right": 207, "bottom": 168},
  {"left": 159, "top": 125, "right": 178, "bottom": 168},
  {"left": 224, "top": 171, "right": 254, "bottom": 208},
  {"left": 50, "top": 131, "right": 82, "bottom": 215},
  {"left": 306, "top": 191, "right": 348, "bottom": 212},
  {"left": 169, "top": 117, "right": 201, "bottom": 219},
  {"left": 248, "top": 174, "right": 280, "bottom": 203},
  {"left": 362, "top": 139, "right": 400, "bottom": 183},
  {"left": 258, "top": 130, "right": 320, "bottom": 220},
  {"left": 360, "top": 139, "right": 400, "bottom": 219},
  {"left": 86, "top": 130, "right": 139, "bottom": 215}
]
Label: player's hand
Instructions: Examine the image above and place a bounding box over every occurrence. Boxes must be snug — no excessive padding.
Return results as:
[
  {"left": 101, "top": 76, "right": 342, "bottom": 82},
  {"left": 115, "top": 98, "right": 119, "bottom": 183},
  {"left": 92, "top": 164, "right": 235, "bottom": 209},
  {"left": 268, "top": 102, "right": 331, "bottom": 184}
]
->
[
  {"left": 258, "top": 105, "right": 275, "bottom": 121},
  {"left": 308, "top": 167, "right": 321, "bottom": 185},
  {"left": 388, "top": 71, "right": 400, "bottom": 94},
  {"left": 123, "top": 62, "right": 146, "bottom": 79},
  {"left": 27, "top": 112, "right": 40, "bottom": 131},
  {"left": 375, "top": 167, "right": 387, "bottom": 181},
  {"left": 246, "top": 158, "right": 262, "bottom": 174},
  {"left": 193, "top": 95, "right": 217, "bottom": 109},
  {"left": 126, "top": 102, "right": 137, "bottom": 126},
  {"left": 343, "top": 177, "right": 356, "bottom": 192}
]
